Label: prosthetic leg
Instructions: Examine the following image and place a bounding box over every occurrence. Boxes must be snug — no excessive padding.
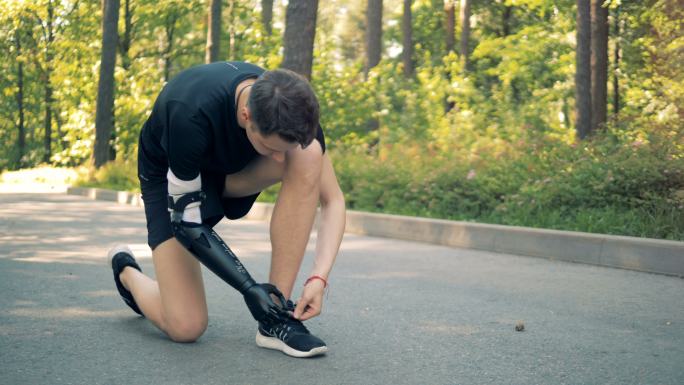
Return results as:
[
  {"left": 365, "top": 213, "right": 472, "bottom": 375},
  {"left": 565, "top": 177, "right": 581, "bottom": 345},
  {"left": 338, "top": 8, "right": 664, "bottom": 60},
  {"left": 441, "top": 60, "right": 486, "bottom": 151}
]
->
[{"left": 168, "top": 191, "right": 288, "bottom": 325}]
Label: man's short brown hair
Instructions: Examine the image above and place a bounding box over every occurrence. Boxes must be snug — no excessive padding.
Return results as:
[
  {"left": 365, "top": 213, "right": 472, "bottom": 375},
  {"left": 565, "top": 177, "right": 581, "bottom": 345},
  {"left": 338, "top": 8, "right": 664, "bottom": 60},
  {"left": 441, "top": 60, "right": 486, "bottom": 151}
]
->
[{"left": 248, "top": 69, "right": 320, "bottom": 147}]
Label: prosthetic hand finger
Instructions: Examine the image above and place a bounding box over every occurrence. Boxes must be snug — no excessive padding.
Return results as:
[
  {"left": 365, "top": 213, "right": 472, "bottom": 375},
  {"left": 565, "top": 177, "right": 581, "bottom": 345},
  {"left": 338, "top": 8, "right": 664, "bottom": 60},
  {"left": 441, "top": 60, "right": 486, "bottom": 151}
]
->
[{"left": 242, "top": 283, "right": 290, "bottom": 323}]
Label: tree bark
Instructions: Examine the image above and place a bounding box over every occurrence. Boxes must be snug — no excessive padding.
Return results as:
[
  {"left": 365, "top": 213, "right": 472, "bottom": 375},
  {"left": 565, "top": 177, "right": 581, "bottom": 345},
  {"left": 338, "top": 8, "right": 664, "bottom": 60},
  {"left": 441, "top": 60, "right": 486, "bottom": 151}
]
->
[
  {"left": 205, "top": 0, "right": 222, "bottom": 63},
  {"left": 43, "top": 0, "right": 56, "bottom": 163},
  {"left": 227, "top": 0, "right": 235, "bottom": 60},
  {"left": 459, "top": 0, "right": 471, "bottom": 69},
  {"left": 262, "top": 0, "right": 273, "bottom": 35},
  {"left": 365, "top": 0, "right": 383, "bottom": 77},
  {"left": 94, "top": 0, "right": 120, "bottom": 168},
  {"left": 590, "top": 0, "right": 608, "bottom": 131},
  {"left": 15, "top": 28, "right": 26, "bottom": 167},
  {"left": 612, "top": 5, "right": 620, "bottom": 118},
  {"left": 119, "top": 0, "right": 132, "bottom": 70},
  {"left": 575, "top": 0, "right": 592, "bottom": 139},
  {"left": 282, "top": 0, "right": 319, "bottom": 80},
  {"left": 402, "top": 0, "right": 413, "bottom": 77},
  {"left": 502, "top": 5, "right": 512, "bottom": 37},
  {"left": 445, "top": 0, "right": 455, "bottom": 53},
  {"left": 163, "top": 10, "right": 178, "bottom": 82}
]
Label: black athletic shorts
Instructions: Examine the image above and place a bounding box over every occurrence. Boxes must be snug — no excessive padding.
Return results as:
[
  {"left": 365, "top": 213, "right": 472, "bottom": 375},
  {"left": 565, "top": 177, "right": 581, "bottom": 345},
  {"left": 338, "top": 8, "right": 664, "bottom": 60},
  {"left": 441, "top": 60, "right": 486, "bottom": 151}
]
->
[{"left": 137, "top": 135, "right": 260, "bottom": 250}]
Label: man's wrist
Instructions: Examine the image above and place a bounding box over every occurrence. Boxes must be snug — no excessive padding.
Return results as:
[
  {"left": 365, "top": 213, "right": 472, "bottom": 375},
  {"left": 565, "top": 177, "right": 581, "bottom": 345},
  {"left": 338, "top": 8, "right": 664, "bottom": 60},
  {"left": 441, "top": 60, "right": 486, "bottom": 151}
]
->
[{"left": 304, "top": 275, "right": 328, "bottom": 288}]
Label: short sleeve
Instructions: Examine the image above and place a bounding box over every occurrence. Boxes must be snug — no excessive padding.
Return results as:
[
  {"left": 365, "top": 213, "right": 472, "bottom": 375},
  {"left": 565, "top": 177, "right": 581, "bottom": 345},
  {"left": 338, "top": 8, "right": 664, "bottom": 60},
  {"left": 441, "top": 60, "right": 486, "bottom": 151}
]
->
[
  {"left": 166, "top": 100, "right": 210, "bottom": 181},
  {"left": 315, "top": 123, "right": 326, "bottom": 154}
]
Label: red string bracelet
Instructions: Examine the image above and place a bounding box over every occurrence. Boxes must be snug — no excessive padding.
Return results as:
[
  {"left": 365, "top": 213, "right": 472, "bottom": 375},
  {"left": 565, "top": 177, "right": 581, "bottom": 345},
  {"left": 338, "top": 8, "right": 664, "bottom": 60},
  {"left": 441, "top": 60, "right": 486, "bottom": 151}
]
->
[{"left": 304, "top": 275, "right": 328, "bottom": 288}]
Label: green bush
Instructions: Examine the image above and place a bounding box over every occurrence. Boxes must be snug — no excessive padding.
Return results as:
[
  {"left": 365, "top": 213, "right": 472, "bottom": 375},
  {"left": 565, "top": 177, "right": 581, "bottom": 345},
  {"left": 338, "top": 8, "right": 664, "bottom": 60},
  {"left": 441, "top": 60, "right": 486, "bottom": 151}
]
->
[
  {"left": 74, "top": 159, "right": 139, "bottom": 192},
  {"left": 331, "top": 126, "right": 684, "bottom": 240}
]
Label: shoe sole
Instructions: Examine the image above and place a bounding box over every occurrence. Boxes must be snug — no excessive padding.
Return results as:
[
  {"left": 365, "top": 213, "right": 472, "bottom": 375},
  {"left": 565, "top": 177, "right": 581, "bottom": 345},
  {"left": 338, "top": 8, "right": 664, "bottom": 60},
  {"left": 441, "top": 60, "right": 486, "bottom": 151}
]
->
[
  {"left": 255, "top": 332, "right": 328, "bottom": 358},
  {"left": 107, "top": 244, "right": 134, "bottom": 265}
]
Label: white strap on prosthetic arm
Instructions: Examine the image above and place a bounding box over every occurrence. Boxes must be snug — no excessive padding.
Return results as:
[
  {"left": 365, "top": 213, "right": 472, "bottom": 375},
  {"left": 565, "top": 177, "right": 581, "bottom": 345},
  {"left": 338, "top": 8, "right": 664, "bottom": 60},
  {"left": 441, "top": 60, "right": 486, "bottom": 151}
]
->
[{"left": 167, "top": 169, "right": 202, "bottom": 224}]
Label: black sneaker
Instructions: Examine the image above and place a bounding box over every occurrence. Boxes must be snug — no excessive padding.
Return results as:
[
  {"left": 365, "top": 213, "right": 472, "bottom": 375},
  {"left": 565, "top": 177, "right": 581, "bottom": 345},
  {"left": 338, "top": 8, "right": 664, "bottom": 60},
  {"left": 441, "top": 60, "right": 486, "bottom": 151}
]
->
[
  {"left": 256, "top": 300, "right": 328, "bottom": 358},
  {"left": 107, "top": 245, "right": 144, "bottom": 316}
]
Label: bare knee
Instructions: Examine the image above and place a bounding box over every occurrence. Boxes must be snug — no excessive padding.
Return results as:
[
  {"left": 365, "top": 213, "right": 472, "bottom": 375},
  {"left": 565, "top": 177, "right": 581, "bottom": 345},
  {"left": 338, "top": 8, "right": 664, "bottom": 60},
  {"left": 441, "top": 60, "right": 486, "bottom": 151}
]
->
[{"left": 163, "top": 315, "right": 208, "bottom": 343}]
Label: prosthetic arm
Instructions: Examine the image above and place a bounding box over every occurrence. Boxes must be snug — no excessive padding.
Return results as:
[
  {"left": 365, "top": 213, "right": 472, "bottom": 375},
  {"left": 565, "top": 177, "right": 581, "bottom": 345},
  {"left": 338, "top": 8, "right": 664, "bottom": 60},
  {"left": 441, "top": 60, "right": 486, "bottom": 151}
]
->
[{"left": 167, "top": 170, "right": 288, "bottom": 324}]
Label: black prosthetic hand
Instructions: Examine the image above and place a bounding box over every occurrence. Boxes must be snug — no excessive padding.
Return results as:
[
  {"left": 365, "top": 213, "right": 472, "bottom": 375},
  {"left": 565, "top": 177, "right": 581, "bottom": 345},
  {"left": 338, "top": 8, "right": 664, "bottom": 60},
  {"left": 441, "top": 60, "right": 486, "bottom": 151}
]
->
[{"left": 168, "top": 192, "right": 288, "bottom": 324}]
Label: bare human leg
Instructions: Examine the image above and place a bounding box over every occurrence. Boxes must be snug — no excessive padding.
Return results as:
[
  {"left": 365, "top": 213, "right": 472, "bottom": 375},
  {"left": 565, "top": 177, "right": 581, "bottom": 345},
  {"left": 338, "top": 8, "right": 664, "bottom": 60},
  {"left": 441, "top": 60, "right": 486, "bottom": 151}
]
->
[{"left": 118, "top": 237, "right": 208, "bottom": 342}]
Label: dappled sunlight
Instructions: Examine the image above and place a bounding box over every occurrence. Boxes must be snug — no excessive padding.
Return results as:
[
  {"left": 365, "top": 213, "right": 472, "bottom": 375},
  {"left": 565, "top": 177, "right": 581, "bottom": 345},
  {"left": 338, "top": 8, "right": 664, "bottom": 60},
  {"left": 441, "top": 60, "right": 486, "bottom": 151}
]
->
[
  {"left": 10, "top": 243, "right": 152, "bottom": 265},
  {"left": 6, "top": 306, "right": 128, "bottom": 319},
  {"left": 127, "top": 243, "right": 152, "bottom": 259},
  {"left": 82, "top": 290, "right": 117, "bottom": 298}
]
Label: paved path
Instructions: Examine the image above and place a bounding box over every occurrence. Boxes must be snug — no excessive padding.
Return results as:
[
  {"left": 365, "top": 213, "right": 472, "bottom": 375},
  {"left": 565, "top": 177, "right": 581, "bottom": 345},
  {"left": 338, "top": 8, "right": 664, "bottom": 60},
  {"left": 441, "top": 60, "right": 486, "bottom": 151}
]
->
[{"left": 1, "top": 193, "right": 683, "bottom": 385}]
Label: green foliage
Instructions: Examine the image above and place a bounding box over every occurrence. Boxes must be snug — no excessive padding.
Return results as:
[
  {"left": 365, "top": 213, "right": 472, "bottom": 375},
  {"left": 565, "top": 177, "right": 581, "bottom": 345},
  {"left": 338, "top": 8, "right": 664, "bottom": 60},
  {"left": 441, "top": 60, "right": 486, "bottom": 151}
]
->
[
  {"left": 0, "top": 0, "right": 681, "bottom": 240},
  {"left": 333, "top": 127, "right": 684, "bottom": 240},
  {"left": 73, "top": 159, "right": 140, "bottom": 192}
]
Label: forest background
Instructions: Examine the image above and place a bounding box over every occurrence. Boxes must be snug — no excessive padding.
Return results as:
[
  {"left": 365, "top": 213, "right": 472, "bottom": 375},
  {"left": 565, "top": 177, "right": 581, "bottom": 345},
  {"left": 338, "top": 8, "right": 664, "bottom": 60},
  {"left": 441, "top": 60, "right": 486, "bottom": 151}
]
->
[{"left": 0, "top": 0, "right": 682, "bottom": 240}]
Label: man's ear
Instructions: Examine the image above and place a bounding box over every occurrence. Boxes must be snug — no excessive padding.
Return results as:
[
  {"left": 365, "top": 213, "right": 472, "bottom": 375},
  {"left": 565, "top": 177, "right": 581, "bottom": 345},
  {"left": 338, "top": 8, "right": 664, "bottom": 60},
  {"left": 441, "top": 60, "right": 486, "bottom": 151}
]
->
[{"left": 242, "top": 106, "right": 252, "bottom": 123}]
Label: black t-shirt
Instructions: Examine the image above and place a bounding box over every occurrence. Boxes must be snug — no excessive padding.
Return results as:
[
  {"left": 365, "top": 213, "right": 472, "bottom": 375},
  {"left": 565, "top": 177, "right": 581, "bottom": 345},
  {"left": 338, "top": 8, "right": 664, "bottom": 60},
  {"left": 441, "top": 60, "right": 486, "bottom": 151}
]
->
[{"left": 140, "top": 61, "right": 326, "bottom": 181}]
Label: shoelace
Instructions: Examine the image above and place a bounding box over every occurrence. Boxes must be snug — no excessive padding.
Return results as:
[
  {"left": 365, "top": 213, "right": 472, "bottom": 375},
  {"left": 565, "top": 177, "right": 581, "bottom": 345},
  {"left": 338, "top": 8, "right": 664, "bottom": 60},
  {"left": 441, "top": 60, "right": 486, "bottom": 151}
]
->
[{"left": 269, "top": 301, "right": 309, "bottom": 340}]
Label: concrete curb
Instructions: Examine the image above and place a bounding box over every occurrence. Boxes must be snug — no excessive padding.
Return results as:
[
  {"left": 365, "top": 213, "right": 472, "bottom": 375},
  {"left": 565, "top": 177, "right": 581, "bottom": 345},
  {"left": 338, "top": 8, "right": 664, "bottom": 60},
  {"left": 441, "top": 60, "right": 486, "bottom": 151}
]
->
[{"left": 66, "top": 186, "right": 684, "bottom": 277}]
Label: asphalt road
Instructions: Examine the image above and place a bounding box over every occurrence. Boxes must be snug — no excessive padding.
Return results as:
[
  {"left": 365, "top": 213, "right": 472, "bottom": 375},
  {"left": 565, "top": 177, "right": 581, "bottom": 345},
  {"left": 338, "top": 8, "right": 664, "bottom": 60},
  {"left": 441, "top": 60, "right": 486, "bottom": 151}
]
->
[{"left": 1, "top": 192, "right": 683, "bottom": 385}]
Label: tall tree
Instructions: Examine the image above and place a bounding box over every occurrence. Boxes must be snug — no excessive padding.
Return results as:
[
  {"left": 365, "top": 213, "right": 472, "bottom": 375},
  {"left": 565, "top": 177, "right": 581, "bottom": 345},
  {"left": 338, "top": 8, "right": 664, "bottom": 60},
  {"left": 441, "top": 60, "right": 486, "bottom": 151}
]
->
[
  {"left": 612, "top": 5, "right": 620, "bottom": 117},
  {"left": 28, "top": 0, "right": 81, "bottom": 163},
  {"left": 459, "top": 0, "right": 471, "bottom": 69},
  {"left": 205, "top": 0, "right": 222, "bottom": 63},
  {"left": 118, "top": 0, "right": 133, "bottom": 70},
  {"left": 502, "top": 5, "right": 512, "bottom": 37},
  {"left": 41, "top": 1, "right": 56, "bottom": 163},
  {"left": 365, "top": 0, "right": 383, "bottom": 78},
  {"left": 445, "top": 1, "right": 455, "bottom": 53},
  {"left": 93, "top": 0, "right": 119, "bottom": 168},
  {"left": 402, "top": 0, "right": 413, "bottom": 77},
  {"left": 14, "top": 27, "right": 26, "bottom": 167},
  {"left": 575, "top": 0, "right": 592, "bottom": 139},
  {"left": 162, "top": 9, "right": 180, "bottom": 81},
  {"left": 282, "top": 0, "right": 319, "bottom": 80},
  {"left": 227, "top": 0, "right": 236, "bottom": 60},
  {"left": 262, "top": 0, "right": 273, "bottom": 36},
  {"left": 590, "top": 0, "right": 608, "bottom": 131}
]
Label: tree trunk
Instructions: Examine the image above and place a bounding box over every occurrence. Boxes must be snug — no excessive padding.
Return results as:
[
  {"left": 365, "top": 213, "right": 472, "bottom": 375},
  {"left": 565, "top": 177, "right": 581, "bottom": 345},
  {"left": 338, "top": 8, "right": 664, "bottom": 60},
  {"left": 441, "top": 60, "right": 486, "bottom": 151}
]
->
[
  {"left": 365, "top": 0, "right": 383, "bottom": 131},
  {"left": 15, "top": 28, "right": 26, "bottom": 167},
  {"left": 459, "top": 0, "right": 471, "bottom": 69},
  {"left": 365, "top": 0, "right": 383, "bottom": 77},
  {"left": 163, "top": 11, "right": 178, "bottom": 82},
  {"left": 94, "top": 0, "right": 120, "bottom": 168},
  {"left": 119, "top": 0, "right": 132, "bottom": 70},
  {"left": 282, "top": 0, "right": 319, "bottom": 80},
  {"left": 445, "top": 0, "right": 455, "bottom": 53},
  {"left": 227, "top": 0, "right": 236, "bottom": 60},
  {"left": 402, "top": 0, "right": 413, "bottom": 77},
  {"left": 444, "top": 1, "right": 456, "bottom": 112},
  {"left": 262, "top": 0, "right": 274, "bottom": 35},
  {"left": 205, "top": 0, "right": 222, "bottom": 63},
  {"left": 43, "top": 1, "right": 56, "bottom": 163},
  {"left": 575, "top": 0, "right": 592, "bottom": 139},
  {"left": 502, "top": 5, "right": 512, "bottom": 37},
  {"left": 612, "top": 5, "right": 620, "bottom": 118},
  {"left": 590, "top": 0, "right": 608, "bottom": 131}
]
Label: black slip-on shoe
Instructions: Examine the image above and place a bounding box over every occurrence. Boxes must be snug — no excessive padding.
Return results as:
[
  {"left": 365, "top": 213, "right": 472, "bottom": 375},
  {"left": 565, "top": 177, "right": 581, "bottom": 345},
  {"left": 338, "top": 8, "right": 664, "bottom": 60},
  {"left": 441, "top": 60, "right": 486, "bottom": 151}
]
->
[
  {"left": 256, "top": 300, "right": 328, "bottom": 358},
  {"left": 107, "top": 245, "right": 144, "bottom": 316}
]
